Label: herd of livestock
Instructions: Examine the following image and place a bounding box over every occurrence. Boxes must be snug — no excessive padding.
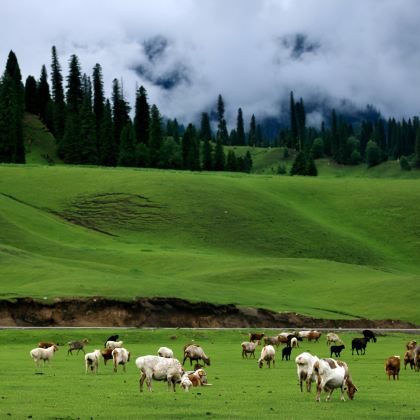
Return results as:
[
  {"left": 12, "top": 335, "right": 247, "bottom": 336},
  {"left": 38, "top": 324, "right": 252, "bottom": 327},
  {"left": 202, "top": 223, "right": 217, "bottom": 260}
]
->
[{"left": 29, "top": 329, "right": 420, "bottom": 401}]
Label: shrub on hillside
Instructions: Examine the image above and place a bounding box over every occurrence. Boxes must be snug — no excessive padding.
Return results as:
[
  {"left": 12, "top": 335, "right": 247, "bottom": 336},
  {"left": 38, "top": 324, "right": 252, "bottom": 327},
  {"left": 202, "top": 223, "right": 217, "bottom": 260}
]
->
[
  {"left": 399, "top": 156, "right": 411, "bottom": 171},
  {"left": 365, "top": 140, "right": 381, "bottom": 168}
]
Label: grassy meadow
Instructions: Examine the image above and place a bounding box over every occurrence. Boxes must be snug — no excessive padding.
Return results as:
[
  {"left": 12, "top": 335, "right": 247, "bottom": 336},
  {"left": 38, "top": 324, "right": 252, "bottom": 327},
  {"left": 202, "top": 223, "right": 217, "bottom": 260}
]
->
[
  {"left": 1, "top": 162, "right": 420, "bottom": 323},
  {"left": 0, "top": 328, "right": 418, "bottom": 419}
]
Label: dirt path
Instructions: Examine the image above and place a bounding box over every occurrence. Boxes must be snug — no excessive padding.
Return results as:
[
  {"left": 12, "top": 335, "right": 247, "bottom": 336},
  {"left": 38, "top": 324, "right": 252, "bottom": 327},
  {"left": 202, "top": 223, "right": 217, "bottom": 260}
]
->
[{"left": 0, "top": 297, "right": 417, "bottom": 329}]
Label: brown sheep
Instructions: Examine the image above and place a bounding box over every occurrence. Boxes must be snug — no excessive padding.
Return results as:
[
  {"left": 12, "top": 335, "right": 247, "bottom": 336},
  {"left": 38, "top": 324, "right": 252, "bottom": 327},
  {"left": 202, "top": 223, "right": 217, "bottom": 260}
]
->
[{"left": 385, "top": 356, "right": 400, "bottom": 380}]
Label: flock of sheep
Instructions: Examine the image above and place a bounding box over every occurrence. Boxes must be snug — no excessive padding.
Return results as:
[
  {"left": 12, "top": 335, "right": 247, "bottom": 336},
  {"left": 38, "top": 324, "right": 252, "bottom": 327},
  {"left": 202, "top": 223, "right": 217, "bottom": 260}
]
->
[{"left": 29, "top": 330, "right": 420, "bottom": 401}]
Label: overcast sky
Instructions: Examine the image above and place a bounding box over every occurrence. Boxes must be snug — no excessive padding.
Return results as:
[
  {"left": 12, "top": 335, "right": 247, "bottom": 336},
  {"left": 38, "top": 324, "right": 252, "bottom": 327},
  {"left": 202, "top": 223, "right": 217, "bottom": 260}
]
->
[{"left": 2, "top": 0, "right": 420, "bottom": 126}]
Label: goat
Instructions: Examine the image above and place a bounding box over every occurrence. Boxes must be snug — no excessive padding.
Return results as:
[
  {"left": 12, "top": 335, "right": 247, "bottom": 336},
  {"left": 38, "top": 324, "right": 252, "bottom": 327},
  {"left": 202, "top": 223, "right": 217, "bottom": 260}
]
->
[
  {"left": 67, "top": 339, "right": 89, "bottom": 355},
  {"left": 385, "top": 356, "right": 400, "bottom": 380},
  {"left": 30, "top": 345, "right": 58, "bottom": 368},
  {"left": 136, "top": 355, "right": 184, "bottom": 392},
  {"left": 258, "top": 345, "right": 276, "bottom": 368},
  {"left": 241, "top": 341, "right": 257, "bottom": 358}
]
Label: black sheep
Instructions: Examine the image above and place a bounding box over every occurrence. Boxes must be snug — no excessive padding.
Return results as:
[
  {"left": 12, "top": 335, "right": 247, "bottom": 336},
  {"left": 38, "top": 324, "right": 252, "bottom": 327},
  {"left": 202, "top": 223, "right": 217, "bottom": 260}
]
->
[{"left": 330, "top": 344, "right": 345, "bottom": 358}]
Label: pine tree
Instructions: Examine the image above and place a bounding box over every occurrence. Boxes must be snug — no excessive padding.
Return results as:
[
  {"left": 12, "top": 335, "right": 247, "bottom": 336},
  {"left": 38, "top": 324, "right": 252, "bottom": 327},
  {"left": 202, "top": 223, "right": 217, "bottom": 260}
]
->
[
  {"left": 118, "top": 122, "right": 136, "bottom": 166},
  {"left": 24, "top": 75, "right": 38, "bottom": 114},
  {"left": 38, "top": 65, "right": 51, "bottom": 126},
  {"left": 305, "top": 154, "right": 318, "bottom": 176},
  {"left": 111, "top": 79, "right": 130, "bottom": 148},
  {"left": 51, "top": 46, "right": 66, "bottom": 140},
  {"left": 99, "top": 99, "right": 117, "bottom": 166},
  {"left": 149, "top": 104, "right": 162, "bottom": 167},
  {"left": 290, "top": 151, "right": 307, "bottom": 175},
  {"left": 200, "top": 112, "right": 212, "bottom": 142},
  {"left": 290, "top": 91, "right": 298, "bottom": 149},
  {"left": 66, "top": 55, "right": 83, "bottom": 113},
  {"left": 92, "top": 63, "right": 105, "bottom": 140},
  {"left": 248, "top": 114, "right": 257, "bottom": 146},
  {"left": 226, "top": 150, "right": 237, "bottom": 171},
  {"left": 214, "top": 136, "right": 225, "bottom": 171},
  {"left": 236, "top": 108, "right": 245, "bottom": 145},
  {"left": 330, "top": 109, "right": 340, "bottom": 162},
  {"left": 216, "top": 94, "right": 228, "bottom": 145},
  {"left": 79, "top": 76, "right": 97, "bottom": 164},
  {"left": 134, "top": 85, "right": 150, "bottom": 145},
  {"left": 295, "top": 98, "right": 306, "bottom": 150},
  {"left": 243, "top": 150, "right": 253, "bottom": 173},
  {"left": 182, "top": 123, "right": 200, "bottom": 171},
  {"left": 202, "top": 132, "right": 213, "bottom": 170}
]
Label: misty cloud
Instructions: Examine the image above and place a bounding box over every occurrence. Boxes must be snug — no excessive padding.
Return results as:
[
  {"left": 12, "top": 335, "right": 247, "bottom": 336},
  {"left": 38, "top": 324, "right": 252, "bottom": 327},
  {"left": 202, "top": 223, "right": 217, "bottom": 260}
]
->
[{"left": 1, "top": 0, "right": 420, "bottom": 126}]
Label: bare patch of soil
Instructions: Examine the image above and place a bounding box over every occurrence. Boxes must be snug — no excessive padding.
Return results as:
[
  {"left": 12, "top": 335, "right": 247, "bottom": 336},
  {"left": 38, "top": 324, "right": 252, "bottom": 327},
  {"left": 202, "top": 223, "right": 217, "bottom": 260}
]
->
[{"left": 0, "top": 297, "right": 416, "bottom": 328}]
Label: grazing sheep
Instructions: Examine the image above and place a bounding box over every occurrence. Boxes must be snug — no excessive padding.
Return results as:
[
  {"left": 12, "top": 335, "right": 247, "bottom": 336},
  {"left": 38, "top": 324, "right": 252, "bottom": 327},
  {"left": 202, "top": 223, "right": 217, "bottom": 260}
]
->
[
  {"left": 404, "top": 350, "right": 415, "bottom": 370},
  {"left": 106, "top": 340, "right": 123, "bottom": 350},
  {"left": 330, "top": 345, "right": 345, "bottom": 358},
  {"left": 241, "top": 342, "right": 257, "bottom": 359},
  {"left": 362, "top": 330, "right": 377, "bottom": 343},
  {"left": 183, "top": 345, "right": 210, "bottom": 366},
  {"left": 264, "top": 336, "right": 280, "bottom": 347},
  {"left": 104, "top": 334, "right": 119, "bottom": 347},
  {"left": 158, "top": 347, "right": 174, "bottom": 358},
  {"left": 136, "top": 355, "right": 184, "bottom": 392},
  {"left": 351, "top": 338, "right": 368, "bottom": 355},
  {"left": 112, "top": 347, "right": 130, "bottom": 373},
  {"left": 249, "top": 333, "right": 265, "bottom": 345},
  {"left": 307, "top": 331, "right": 322, "bottom": 342},
  {"left": 85, "top": 350, "right": 101, "bottom": 374},
  {"left": 295, "top": 352, "right": 319, "bottom": 392},
  {"left": 30, "top": 345, "right": 58, "bottom": 368},
  {"left": 290, "top": 337, "right": 299, "bottom": 348},
  {"left": 67, "top": 339, "right": 89, "bottom": 355},
  {"left": 326, "top": 333, "right": 341, "bottom": 346},
  {"left": 282, "top": 346, "right": 292, "bottom": 361},
  {"left": 385, "top": 356, "right": 400, "bottom": 380},
  {"left": 258, "top": 345, "right": 276, "bottom": 368}
]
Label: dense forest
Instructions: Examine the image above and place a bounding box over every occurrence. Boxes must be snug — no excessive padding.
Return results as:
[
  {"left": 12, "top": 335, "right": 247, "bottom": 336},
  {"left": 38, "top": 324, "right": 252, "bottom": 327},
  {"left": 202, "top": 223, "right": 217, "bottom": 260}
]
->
[{"left": 1, "top": 47, "right": 420, "bottom": 175}]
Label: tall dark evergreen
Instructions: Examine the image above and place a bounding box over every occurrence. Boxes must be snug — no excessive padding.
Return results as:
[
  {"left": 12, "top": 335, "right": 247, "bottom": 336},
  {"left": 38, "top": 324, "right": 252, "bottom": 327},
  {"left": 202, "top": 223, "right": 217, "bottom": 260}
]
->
[
  {"left": 92, "top": 63, "right": 105, "bottom": 137},
  {"left": 213, "top": 135, "right": 225, "bottom": 171},
  {"left": 216, "top": 94, "right": 229, "bottom": 145},
  {"left": 0, "top": 51, "right": 25, "bottom": 163},
  {"left": 295, "top": 98, "right": 306, "bottom": 150},
  {"left": 99, "top": 99, "right": 117, "bottom": 166},
  {"left": 202, "top": 131, "right": 213, "bottom": 170},
  {"left": 182, "top": 123, "right": 200, "bottom": 171},
  {"left": 200, "top": 112, "right": 212, "bottom": 142},
  {"left": 37, "top": 65, "right": 51, "bottom": 126},
  {"left": 24, "top": 75, "right": 38, "bottom": 114},
  {"left": 149, "top": 104, "right": 163, "bottom": 167},
  {"left": 66, "top": 55, "right": 83, "bottom": 113},
  {"left": 50, "top": 46, "right": 66, "bottom": 140},
  {"left": 290, "top": 151, "right": 307, "bottom": 176},
  {"left": 330, "top": 109, "right": 340, "bottom": 162},
  {"left": 118, "top": 121, "right": 136, "bottom": 167},
  {"left": 134, "top": 85, "right": 150, "bottom": 145},
  {"left": 111, "top": 79, "right": 130, "bottom": 147},
  {"left": 414, "top": 124, "right": 420, "bottom": 168},
  {"left": 226, "top": 149, "right": 237, "bottom": 171},
  {"left": 79, "top": 75, "right": 97, "bottom": 163},
  {"left": 248, "top": 114, "right": 257, "bottom": 146},
  {"left": 290, "top": 91, "right": 298, "bottom": 148},
  {"left": 236, "top": 108, "right": 245, "bottom": 146}
]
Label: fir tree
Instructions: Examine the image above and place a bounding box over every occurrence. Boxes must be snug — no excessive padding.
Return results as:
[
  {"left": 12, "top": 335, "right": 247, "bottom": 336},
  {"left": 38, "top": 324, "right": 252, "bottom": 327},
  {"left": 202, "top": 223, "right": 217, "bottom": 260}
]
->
[
  {"left": 305, "top": 154, "right": 318, "bottom": 176},
  {"left": 226, "top": 149, "right": 237, "bottom": 171},
  {"left": 149, "top": 104, "right": 163, "bottom": 167},
  {"left": 92, "top": 63, "right": 105, "bottom": 138},
  {"left": 24, "top": 75, "right": 38, "bottom": 114},
  {"left": 213, "top": 136, "right": 225, "bottom": 171},
  {"left": 290, "top": 151, "right": 307, "bottom": 175},
  {"left": 51, "top": 46, "right": 66, "bottom": 140},
  {"left": 99, "top": 99, "right": 117, "bottom": 166},
  {"left": 202, "top": 132, "right": 213, "bottom": 170},
  {"left": 79, "top": 76, "right": 97, "bottom": 164},
  {"left": 38, "top": 65, "right": 51, "bottom": 126},
  {"left": 66, "top": 55, "right": 83, "bottom": 113},
  {"left": 118, "top": 122, "right": 136, "bottom": 166},
  {"left": 111, "top": 79, "right": 130, "bottom": 148},
  {"left": 248, "top": 114, "right": 257, "bottom": 146},
  {"left": 200, "top": 112, "right": 212, "bottom": 142},
  {"left": 243, "top": 150, "right": 253, "bottom": 173},
  {"left": 236, "top": 108, "right": 245, "bottom": 145},
  {"left": 290, "top": 91, "right": 298, "bottom": 149},
  {"left": 134, "top": 85, "right": 150, "bottom": 145},
  {"left": 216, "top": 94, "right": 228, "bottom": 145},
  {"left": 182, "top": 123, "right": 200, "bottom": 171}
]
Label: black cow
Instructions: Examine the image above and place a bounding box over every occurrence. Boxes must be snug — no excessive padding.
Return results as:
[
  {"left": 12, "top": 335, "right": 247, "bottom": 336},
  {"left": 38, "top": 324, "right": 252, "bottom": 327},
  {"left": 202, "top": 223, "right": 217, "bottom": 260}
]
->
[
  {"left": 362, "top": 330, "right": 377, "bottom": 343},
  {"left": 282, "top": 346, "right": 292, "bottom": 361},
  {"left": 352, "top": 337, "right": 368, "bottom": 355},
  {"left": 330, "top": 344, "right": 345, "bottom": 358}
]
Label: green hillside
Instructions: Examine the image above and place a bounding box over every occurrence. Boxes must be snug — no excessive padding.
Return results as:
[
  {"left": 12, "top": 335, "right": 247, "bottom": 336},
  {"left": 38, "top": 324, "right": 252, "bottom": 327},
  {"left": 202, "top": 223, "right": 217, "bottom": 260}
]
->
[{"left": 1, "top": 164, "right": 419, "bottom": 323}]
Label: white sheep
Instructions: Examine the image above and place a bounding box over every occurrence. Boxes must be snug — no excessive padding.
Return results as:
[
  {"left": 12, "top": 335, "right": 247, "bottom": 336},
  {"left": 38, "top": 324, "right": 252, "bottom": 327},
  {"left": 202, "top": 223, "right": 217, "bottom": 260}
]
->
[
  {"left": 183, "top": 345, "right": 210, "bottom": 366},
  {"left": 290, "top": 337, "right": 299, "bottom": 348},
  {"left": 258, "top": 345, "right": 276, "bottom": 368},
  {"left": 85, "top": 349, "right": 101, "bottom": 374},
  {"left": 136, "top": 355, "right": 184, "bottom": 392},
  {"left": 158, "top": 347, "right": 174, "bottom": 358},
  {"left": 241, "top": 342, "right": 257, "bottom": 358},
  {"left": 106, "top": 340, "right": 123, "bottom": 350},
  {"left": 112, "top": 347, "right": 130, "bottom": 373},
  {"left": 30, "top": 345, "right": 58, "bottom": 368}
]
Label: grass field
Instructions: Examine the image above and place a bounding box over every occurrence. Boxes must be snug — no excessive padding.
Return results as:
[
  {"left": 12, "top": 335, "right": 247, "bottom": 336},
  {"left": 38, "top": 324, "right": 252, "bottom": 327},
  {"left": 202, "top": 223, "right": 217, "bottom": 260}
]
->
[
  {"left": 0, "top": 328, "right": 418, "bottom": 419},
  {"left": 1, "top": 163, "right": 420, "bottom": 323}
]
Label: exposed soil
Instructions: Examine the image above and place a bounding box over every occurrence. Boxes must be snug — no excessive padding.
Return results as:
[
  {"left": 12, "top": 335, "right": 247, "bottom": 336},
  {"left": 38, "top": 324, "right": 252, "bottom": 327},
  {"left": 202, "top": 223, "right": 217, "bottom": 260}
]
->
[{"left": 0, "top": 297, "right": 417, "bottom": 328}]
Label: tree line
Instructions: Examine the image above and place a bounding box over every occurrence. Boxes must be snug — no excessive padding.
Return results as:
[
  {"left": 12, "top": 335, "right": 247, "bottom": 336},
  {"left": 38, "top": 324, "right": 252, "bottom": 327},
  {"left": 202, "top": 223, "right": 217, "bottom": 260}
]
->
[{"left": 1, "top": 47, "right": 420, "bottom": 174}]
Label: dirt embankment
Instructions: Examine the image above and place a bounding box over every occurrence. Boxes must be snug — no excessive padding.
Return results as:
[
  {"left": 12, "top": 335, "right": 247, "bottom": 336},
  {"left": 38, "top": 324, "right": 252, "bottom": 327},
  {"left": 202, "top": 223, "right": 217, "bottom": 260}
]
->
[{"left": 0, "top": 297, "right": 417, "bottom": 329}]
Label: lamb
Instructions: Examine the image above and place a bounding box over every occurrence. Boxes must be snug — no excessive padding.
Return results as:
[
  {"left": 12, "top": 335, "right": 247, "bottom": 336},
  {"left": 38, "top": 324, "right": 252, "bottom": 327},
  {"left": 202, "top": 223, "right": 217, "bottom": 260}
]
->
[
  {"left": 241, "top": 342, "right": 257, "bottom": 358},
  {"left": 183, "top": 344, "right": 210, "bottom": 366},
  {"left": 282, "top": 346, "right": 292, "bottom": 361},
  {"left": 258, "top": 345, "right": 276, "bottom": 368},
  {"left": 104, "top": 334, "right": 119, "bottom": 347},
  {"left": 30, "top": 345, "right": 58, "bottom": 368},
  {"left": 290, "top": 337, "right": 299, "bottom": 348},
  {"left": 85, "top": 349, "right": 101, "bottom": 374},
  {"left": 106, "top": 340, "right": 123, "bottom": 350},
  {"left": 295, "top": 352, "right": 319, "bottom": 392},
  {"left": 135, "top": 355, "right": 184, "bottom": 392},
  {"left": 180, "top": 368, "right": 209, "bottom": 391},
  {"left": 158, "top": 347, "right": 174, "bottom": 358},
  {"left": 330, "top": 345, "right": 345, "bottom": 358},
  {"left": 326, "top": 333, "right": 341, "bottom": 346},
  {"left": 67, "top": 339, "right": 89, "bottom": 355},
  {"left": 385, "top": 356, "right": 400, "bottom": 380},
  {"left": 112, "top": 347, "right": 130, "bottom": 373}
]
